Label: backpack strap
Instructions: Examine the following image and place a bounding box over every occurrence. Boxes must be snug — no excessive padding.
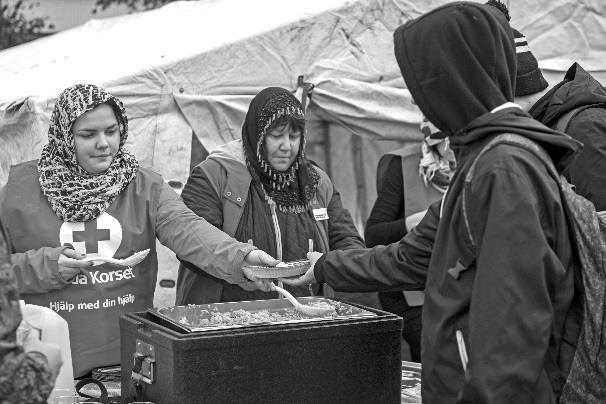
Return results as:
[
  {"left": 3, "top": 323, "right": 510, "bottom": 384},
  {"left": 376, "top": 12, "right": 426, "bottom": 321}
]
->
[
  {"left": 462, "top": 133, "right": 557, "bottom": 249},
  {"left": 554, "top": 104, "right": 606, "bottom": 133}
]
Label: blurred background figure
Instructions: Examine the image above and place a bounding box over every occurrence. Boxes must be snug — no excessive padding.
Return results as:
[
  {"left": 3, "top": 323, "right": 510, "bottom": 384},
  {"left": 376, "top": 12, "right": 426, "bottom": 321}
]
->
[
  {"left": 492, "top": 0, "right": 606, "bottom": 212},
  {"left": 0, "top": 218, "right": 62, "bottom": 404},
  {"left": 365, "top": 116, "right": 454, "bottom": 362}
]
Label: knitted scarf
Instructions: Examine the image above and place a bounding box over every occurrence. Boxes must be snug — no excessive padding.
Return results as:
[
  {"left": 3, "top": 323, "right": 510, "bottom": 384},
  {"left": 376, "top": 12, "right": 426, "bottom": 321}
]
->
[
  {"left": 241, "top": 87, "right": 319, "bottom": 213},
  {"left": 37, "top": 84, "right": 139, "bottom": 222},
  {"left": 418, "top": 115, "right": 456, "bottom": 193}
]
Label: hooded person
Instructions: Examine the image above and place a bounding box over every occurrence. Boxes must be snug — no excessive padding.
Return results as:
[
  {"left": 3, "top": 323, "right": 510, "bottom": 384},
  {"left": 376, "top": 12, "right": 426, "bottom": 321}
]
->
[
  {"left": 527, "top": 63, "right": 606, "bottom": 211},
  {"left": 0, "top": 84, "right": 278, "bottom": 377},
  {"left": 176, "top": 86, "right": 369, "bottom": 305},
  {"left": 504, "top": 13, "right": 606, "bottom": 211},
  {"left": 282, "top": 2, "right": 582, "bottom": 402},
  {"left": 488, "top": 0, "right": 606, "bottom": 212}
]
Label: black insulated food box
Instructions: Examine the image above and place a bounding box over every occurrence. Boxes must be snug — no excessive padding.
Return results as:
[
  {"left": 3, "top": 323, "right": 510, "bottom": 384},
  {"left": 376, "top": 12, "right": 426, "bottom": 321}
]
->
[{"left": 120, "top": 297, "right": 402, "bottom": 403}]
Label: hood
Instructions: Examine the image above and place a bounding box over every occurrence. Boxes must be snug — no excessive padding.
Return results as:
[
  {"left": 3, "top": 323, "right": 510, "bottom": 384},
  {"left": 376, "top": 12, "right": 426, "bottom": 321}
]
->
[
  {"left": 393, "top": 2, "right": 516, "bottom": 137},
  {"left": 529, "top": 63, "right": 606, "bottom": 126},
  {"left": 393, "top": 2, "right": 580, "bottom": 169},
  {"left": 206, "top": 139, "right": 246, "bottom": 172},
  {"left": 451, "top": 107, "right": 581, "bottom": 171}
]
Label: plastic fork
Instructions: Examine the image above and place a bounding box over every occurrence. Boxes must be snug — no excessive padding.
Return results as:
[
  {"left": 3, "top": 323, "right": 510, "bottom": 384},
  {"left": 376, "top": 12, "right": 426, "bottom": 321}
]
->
[
  {"left": 81, "top": 249, "right": 150, "bottom": 267},
  {"left": 270, "top": 283, "right": 334, "bottom": 316}
]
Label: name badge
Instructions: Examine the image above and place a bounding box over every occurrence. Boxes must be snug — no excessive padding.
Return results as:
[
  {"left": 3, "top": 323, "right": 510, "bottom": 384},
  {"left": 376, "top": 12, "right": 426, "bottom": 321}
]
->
[{"left": 313, "top": 208, "right": 329, "bottom": 221}]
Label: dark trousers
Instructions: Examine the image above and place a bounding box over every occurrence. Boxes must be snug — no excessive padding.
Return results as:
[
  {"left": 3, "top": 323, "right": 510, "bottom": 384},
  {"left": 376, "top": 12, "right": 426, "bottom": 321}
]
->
[{"left": 379, "top": 291, "right": 422, "bottom": 362}]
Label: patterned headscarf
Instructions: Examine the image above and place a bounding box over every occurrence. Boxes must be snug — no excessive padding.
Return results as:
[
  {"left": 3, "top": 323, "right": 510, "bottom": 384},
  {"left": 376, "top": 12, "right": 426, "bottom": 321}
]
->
[
  {"left": 37, "top": 84, "right": 139, "bottom": 222},
  {"left": 418, "top": 115, "right": 456, "bottom": 193},
  {"left": 242, "top": 87, "right": 319, "bottom": 213}
]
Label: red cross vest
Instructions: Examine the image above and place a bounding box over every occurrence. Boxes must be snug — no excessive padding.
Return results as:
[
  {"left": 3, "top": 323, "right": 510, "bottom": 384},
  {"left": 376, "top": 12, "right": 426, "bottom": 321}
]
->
[{"left": 2, "top": 161, "right": 161, "bottom": 376}]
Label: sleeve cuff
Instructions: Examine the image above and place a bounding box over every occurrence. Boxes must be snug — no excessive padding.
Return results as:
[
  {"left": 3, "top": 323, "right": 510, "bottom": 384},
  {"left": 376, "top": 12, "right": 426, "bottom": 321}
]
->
[
  {"left": 49, "top": 246, "right": 72, "bottom": 285},
  {"left": 313, "top": 254, "right": 327, "bottom": 284},
  {"left": 230, "top": 245, "right": 257, "bottom": 284}
]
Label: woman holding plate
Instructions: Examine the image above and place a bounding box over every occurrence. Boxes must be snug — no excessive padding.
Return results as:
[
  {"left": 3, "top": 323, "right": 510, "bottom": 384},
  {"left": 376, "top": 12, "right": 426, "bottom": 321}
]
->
[
  {"left": 176, "top": 87, "right": 367, "bottom": 305},
  {"left": 0, "top": 84, "right": 277, "bottom": 377}
]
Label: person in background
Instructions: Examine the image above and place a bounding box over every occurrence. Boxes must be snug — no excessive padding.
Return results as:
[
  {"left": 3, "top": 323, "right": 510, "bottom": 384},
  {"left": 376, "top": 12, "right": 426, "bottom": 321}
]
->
[
  {"left": 0, "top": 218, "right": 62, "bottom": 403},
  {"left": 0, "top": 84, "right": 277, "bottom": 377},
  {"left": 283, "top": 2, "right": 582, "bottom": 401},
  {"left": 491, "top": 0, "right": 606, "bottom": 212},
  {"left": 527, "top": 62, "right": 606, "bottom": 210},
  {"left": 176, "top": 86, "right": 368, "bottom": 305},
  {"left": 364, "top": 117, "right": 454, "bottom": 362}
]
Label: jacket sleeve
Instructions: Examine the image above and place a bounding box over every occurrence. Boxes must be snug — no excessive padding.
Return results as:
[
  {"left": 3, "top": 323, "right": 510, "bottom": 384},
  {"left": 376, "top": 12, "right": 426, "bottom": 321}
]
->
[
  {"left": 314, "top": 200, "right": 439, "bottom": 292},
  {"left": 154, "top": 182, "right": 256, "bottom": 288},
  {"left": 365, "top": 156, "right": 407, "bottom": 247},
  {"left": 0, "top": 185, "right": 67, "bottom": 294},
  {"left": 326, "top": 184, "right": 365, "bottom": 251},
  {"left": 11, "top": 248, "right": 68, "bottom": 294},
  {"left": 566, "top": 108, "right": 606, "bottom": 211},
  {"left": 458, "top": 149, "right": 572, "bottom": 403},
  {"left": 0, "top": 221, "right": 54, "bottom": 403}
]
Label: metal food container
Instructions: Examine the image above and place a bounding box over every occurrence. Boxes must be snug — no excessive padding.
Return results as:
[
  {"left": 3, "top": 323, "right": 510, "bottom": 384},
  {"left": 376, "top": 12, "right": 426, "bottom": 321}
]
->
[
  {"left": 120, "top": 298, "right": 402, "bottom": 403},
  {"left": 148, "top": 297, "right": 376, "bottom": 332}
]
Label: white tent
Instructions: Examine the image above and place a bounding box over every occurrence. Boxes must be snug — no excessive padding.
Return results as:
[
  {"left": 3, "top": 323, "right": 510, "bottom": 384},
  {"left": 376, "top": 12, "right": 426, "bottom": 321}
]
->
[{"left": 1, "top": 0, "right": 605, "bottom": 229}]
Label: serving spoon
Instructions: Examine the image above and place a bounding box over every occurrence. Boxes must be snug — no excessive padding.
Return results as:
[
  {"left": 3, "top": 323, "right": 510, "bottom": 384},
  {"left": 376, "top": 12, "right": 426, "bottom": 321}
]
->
[
  {"left": 81, "top": 249, "right": 150, "bottom": 267},
  {"left": 270, "top": 283, "right": 334, "bottom": 316}
]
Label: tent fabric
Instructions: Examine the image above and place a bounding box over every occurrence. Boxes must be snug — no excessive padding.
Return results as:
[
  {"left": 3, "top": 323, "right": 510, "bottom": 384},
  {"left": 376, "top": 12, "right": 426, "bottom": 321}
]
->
[{"left": 1, "top": 0, "right": 606, "bottom": 226}]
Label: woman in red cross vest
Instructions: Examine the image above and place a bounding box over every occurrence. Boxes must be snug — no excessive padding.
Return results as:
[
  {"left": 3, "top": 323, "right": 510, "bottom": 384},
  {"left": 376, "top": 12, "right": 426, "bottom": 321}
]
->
[{"left": 0, "top": 84, "right": 277, "bottom": 377}]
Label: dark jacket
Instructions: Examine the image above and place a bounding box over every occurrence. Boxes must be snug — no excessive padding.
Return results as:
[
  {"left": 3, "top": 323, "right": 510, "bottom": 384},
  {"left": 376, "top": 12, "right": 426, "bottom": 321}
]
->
[
  {"left": 314, "top": 2, "right": 582, "bottom": 402},
  {"left": 530, "top": 63, "right": 606, "bottom": 211}
]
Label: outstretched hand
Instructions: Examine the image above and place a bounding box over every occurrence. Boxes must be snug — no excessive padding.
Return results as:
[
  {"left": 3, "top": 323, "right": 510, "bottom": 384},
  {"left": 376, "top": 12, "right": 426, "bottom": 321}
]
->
[
  {"left": 279, "top": 251, "right": 323, "bottom": 286},
  {"left": 243, "top": 249, "right": 280, "bottom": 292},
  {"left": 58, "top": 248, "right": 93, "bottom": 281},
  {"left": 244, "top": 249, "right": 280, "bottom": 267}
]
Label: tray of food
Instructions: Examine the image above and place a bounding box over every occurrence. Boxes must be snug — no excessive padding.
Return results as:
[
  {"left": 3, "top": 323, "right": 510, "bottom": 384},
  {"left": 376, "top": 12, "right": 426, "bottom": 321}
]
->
[
  {"left": 147, "top": 297, "right": 377, "bottom": 333},
  {"left": 242, "top": 259, "right": 310, "bottom": 279}
]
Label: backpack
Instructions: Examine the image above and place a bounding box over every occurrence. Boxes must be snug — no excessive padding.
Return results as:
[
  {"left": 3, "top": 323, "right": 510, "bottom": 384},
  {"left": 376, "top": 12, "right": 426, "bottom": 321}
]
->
[{"left": 462, "top": 133, "right": 606, "bottom": 403}]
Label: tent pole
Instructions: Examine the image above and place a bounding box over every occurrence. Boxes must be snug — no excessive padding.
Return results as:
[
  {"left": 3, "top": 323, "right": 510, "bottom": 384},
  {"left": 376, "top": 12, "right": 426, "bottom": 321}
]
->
[
  {"left": 351, "top": 134, "right": 367, "bottom": 229},
  {"left": 324, "top": 122, "right": 332, "bottom": 179}
]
